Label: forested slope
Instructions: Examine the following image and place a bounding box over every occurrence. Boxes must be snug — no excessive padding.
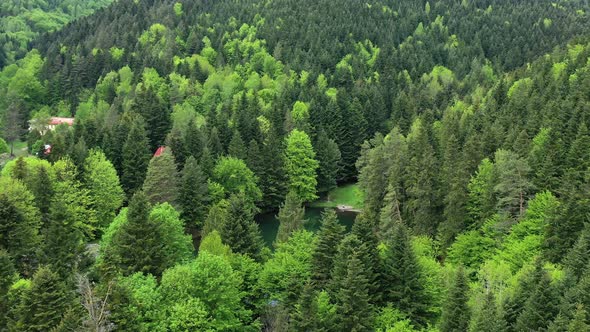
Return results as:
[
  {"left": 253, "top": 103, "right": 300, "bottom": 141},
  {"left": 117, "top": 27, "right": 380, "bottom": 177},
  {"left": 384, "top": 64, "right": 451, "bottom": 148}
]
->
[
  {"left": 0, "top": 0, "right": 114, "bottom": 67},
  {"left": 1, "top": 0, "right": 590, "bottom": 330}
]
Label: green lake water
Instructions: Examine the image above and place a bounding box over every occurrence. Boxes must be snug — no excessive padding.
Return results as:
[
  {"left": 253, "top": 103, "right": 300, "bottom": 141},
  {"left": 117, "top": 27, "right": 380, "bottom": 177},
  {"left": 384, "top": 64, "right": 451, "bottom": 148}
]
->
[{"left": 255, "top": 207, "right": 358, "bottom": 247}]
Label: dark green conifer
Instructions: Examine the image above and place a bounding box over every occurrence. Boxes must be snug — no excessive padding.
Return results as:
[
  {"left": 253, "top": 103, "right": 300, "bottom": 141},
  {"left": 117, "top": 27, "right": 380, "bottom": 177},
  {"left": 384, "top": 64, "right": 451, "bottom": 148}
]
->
[
  {"left": 311, "top": 210, "right": 345, "bottom": 289},
  {"left": 315, "top": 130, "right": 341, "bottom": 193},
  {"left": 219, "top": 193, "right": 264, "bottom": 260},
  {"left": 275, "top": 191, "right": 305, "bottom": 246},
  {"left": 179, "top": 156, "right": 209, "bottom": 227},
  {"left": 440, "top": 266, "right": 470, "bottom": 332},
  {"left": 142, "top": 148, "right": 179, "bottom": 206},
  {"left": 471, "top": 291, "right": 507, "bottom": 332},
  {"left": 23, "top": 266, "right": 71, "bottom": 331},
  {"left": 121, "top": 116, "right": 151, "bottom": 196},
  {"left": 228, "top": 130, "right": 246, "bottom": 160}
]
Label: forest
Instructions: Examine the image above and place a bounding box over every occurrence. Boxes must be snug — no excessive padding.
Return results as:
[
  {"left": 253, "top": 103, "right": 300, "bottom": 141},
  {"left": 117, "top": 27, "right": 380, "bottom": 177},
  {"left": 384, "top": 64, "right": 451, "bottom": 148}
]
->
[{"left": 1, "top": 0, "right": 590, "bottom": 330}]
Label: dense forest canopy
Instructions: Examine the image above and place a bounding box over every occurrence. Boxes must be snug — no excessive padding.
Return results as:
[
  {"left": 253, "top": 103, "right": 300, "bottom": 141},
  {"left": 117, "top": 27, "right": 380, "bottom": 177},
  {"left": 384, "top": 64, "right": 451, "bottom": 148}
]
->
[{"left": 1, "top": 0, "right": 590, "bottom": 330}]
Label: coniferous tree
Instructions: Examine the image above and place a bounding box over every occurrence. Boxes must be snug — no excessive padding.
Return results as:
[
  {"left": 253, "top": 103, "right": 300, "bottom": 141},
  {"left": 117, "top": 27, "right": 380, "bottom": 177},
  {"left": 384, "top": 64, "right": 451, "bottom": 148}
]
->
[
  {"left": 470, "top": 291, "right": 507, "bottom": 332},
  {"left": 258, "top": 130, "right": 288, "bottom": 209},
  {"left": 142, "top": 148, "right": 179, "bottom": 206},
  {"left": 0, "top": 249, "right": 16, "bottom": 328},
  {"left": 381, "top": 223, "right": 432, "bottom": 327},
  {"left": 132, "top": 86, "right": 170, "bottom": 151},
  {"left": 334, "top": 246, "right": 373, "bottom": 332},
  {"left": 379, "top": 183, "right": 404, "bottom": 241},
  {"left": 440, "top": 266, "right": 470, "bottom": 332},
  {"left": 179, "top": 156, "right": 209, "bottom": 227},
  {"left": 439, "top": 134, "right": 469, "bottom": 248},
  {"left": 106, "top": 191, "right": 166, "bottom": 277},
  {"left": 351, "top": 213, "right": 381, "bottom": 304},
  {"left": 184, "top": 119, "right": 204, "bottom": 161},
  {"left": 312, "top": 210, "right": 345, "bottom": 289},
  {"left": 21, "top": 266, "right": 71, "bottom": 332},
  {"left": 315, "top": 130, "right": 341, "bottom": 193},
  {"left": 275, "top": 191, "right": 305, "bottom": 246},
  {"left": 404, "top": 118, "right": 440, "bottom": 235},
  {"left": 219, "top": 193, "right": 264, "bottom": 260},
  {"left": 515, "top": 267, "right": 559, "bottom": 331},
  {"left": 228, "top": 130, "right": 246, "bottom": 160},
  {"left": 30, "top": 164, "right": 53, "bottom": 222},
  {"left": 41, "top": 191, "right": 85, "bottom": 280},
  {"left": 121, "top": 116, "right": 151, "bottom": 196},
  {"left": 568, "top": 304, "right": 590, "bottom": 332},
  {"left": 166, "top": 127, "right": 188, "bottom": 169}
]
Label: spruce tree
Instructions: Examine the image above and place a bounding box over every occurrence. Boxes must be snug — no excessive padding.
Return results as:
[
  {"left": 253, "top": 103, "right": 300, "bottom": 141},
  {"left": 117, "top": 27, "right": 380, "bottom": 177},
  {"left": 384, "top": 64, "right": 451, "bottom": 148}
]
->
[
  {"left": 0, "top": 249, "right": 16, "bottom": 329},
  {"left": 334, "top": 249, "right": 373, "bottom": 332},
  {"left": 208, "top": 127, "right": 224, "bottom": 158},
  {"left": 440, "top": 266, "right": 470, "bottom": 332},
  {"left": 275, "top": 191, "right": 305, "bottom": 246},
  {"left": 179, "top": 156, "right": 209, "bottom": 227},
  {"left": 132, "top": 86, "right": 170, "bottom": 151},
  {"left": 563, "top": 223, "right": 590, "bottom": 281},
  {"left": 41, "top": 192, "right": 85, "bottom": 280},
  {"left": 166, "top": 127, "right": 188, "bottom": 170},
  {"left": 351, "top": 213, "right": 381, "bottom": 304},
  {"left": 258, "top": 130, "right": 288, "bottom": 210},
  {"left": 515, "top": 267, "right": 559, "bottom": 331},
  {"left": 379, "top": 183, "right": 403, "bottom": 241},
  {"left": 219, "top": 193, "right": 264, "bottom": 261},
  {"left": 23, "top": 266, "right": 71, "bottom": 332},
  {"left": 108, "top": 191, "right": 166, "bottom": 276},
  {"left": 470, "top": 291, "right": 507, "bottom": 332},
  {"left": 185, "top": 119, "right": 204, "bottom": 161},
  {"left": 121, "top": 116, "right": 151, "bottom": 196},
  {"left": 30, "top": 164, "right": 53, "bottom": 222},
  {"left": 142, "top": 148, "right": 179, "bottom": 206},
  {"left": 315, "top": 130, "right": 341, "bottom": 193},
  {"left": 228, "top": 130, "right": 246, "bottom": 160},
  {"left": 312, "top": 209, "right": 345, "bottom": 289},
  {"left": 381, "top": 223, "right": 432, "bottom": 327},
  {"left": 404, "top": 118, "right": 440, "bottom": 235},
  {"left": 568, "top": 304, "right": 590, "bottom": 332},
  {"left": 439, "top": 134, "right": 469, "bottom": 248}
]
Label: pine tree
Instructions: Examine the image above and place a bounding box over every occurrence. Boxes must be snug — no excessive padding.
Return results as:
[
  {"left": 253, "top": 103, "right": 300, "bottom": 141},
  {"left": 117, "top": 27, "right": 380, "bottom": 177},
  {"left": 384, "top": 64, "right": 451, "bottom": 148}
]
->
[
  {"left": 121, "top": 116, "right": 151, "bottom": 196},
  {"left": 315, "top": 130, "right": 341, "bottom": 193},
  {"left": 142, "top": 148, "right": 179, "bottom": 206},
  {"left": 23, "top": 266, "right": 71, "bottom": 332},
  {"left": 440, "top": 266, "right": 470, "bottom": 332},
  {"left": 312, "top": 209, "right": 345, "bottom": 289},
  {"left": 470, "top": 291, "right": 507, "bottom": 332},
  {"left": 275, "top": 191, "right": 305, "bottom": 246},
  {"left": 179, "top": 156, "right": 209, "bottom": 227},
  {"left": 381, "top": 223, "right": 432, "bottom": 327},
  {"left": 219, "top": 193, "right": 264, "bottom": 261}
]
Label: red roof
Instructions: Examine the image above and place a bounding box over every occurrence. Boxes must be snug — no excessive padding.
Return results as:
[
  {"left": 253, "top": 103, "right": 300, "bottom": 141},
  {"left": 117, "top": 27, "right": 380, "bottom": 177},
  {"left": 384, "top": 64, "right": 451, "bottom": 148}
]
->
[
  {"left": 49, "top": 117, "right": 75, "bottom": 126},
  {"left": 154, "top": 146, "right": 167, "bottom": 157}
]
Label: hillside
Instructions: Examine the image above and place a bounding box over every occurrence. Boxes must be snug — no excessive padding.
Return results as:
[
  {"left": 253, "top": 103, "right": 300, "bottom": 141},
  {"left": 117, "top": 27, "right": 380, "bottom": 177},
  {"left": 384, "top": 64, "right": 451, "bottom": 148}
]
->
[{"left": 1, "top": 0, "right": 590, "bottom": 330}]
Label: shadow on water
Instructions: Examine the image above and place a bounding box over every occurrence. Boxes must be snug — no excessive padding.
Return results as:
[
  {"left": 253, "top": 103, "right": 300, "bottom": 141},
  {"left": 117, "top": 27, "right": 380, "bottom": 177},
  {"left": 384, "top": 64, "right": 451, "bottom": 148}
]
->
[{"left": 255, "top": 207, "right": 358, "bottom": 247}]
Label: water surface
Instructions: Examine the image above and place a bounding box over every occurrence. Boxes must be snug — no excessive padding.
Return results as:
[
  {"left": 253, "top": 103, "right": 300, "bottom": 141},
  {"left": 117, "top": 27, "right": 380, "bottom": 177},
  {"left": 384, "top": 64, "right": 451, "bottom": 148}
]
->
[{"left": 256, "top": 207, "right": 358, "bottom": 247}]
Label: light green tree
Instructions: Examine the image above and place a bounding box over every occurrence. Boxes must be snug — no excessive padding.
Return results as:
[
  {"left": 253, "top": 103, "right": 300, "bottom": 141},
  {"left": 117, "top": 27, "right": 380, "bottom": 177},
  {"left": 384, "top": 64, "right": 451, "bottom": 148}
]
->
[{"left": 285, "top": 129, "right": 319, "bottom": 202}]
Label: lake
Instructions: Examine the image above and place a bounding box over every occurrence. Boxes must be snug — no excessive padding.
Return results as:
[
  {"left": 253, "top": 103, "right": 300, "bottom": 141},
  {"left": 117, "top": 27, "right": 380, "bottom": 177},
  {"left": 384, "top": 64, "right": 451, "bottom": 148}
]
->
[{"left": 255, "top": 207, "right": 358, "bottom": 247}]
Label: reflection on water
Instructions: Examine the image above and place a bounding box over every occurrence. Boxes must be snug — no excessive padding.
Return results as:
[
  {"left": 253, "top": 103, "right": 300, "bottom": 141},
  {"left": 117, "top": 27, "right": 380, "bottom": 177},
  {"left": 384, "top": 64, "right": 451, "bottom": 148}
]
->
[{"left": 255, "top": 207, "right": 358, "bottom": 247}]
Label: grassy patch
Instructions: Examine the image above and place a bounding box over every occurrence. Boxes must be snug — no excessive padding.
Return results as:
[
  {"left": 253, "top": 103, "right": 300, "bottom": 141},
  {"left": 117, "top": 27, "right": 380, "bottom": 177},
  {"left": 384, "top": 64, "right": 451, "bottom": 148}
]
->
[
  {"left": 12, "top": 140, "right": 29, "bottom": 157},
  {"left": 311, "top": 184, "right": 364, "bottom": 209}
]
